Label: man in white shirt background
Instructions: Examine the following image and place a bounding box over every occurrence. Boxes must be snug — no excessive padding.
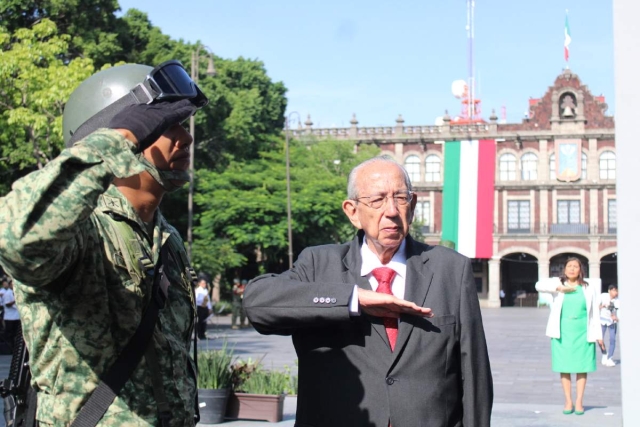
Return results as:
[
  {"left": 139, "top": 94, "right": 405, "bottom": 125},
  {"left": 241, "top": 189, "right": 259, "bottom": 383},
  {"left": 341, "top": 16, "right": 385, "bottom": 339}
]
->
[
  {"left": 0, "top": 277, "right": 8, "bottom": 329},
  {"left": 195, "top": 276, "right": 213, "bottom": 340},
  {"left": 2, "top": 278, "right": 21, "bottom": 350},
  {"left": 599, "top": 284, "right": 619, "bottom": 367}
]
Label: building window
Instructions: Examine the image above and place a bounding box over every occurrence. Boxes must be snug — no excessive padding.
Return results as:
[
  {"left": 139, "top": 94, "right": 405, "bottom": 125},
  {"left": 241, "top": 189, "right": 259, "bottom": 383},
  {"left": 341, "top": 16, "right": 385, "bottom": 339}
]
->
[
  {"left": 520, "top": 153, "right": 538, "bottom": 180},
  {"left": 414, "top": 201, "right": 431, "bottom": 233},
  {"left": 499, "top": 153, "right": 517, "bottom": 181},
  {"left": 405, "top": 155, "right": 420, "bottom": 182},
  {"left": 608, "top": 199, "right": 617, "bottom": 233},
  {"left": 507, "top": 200, "right": 530, "bottom": 233},
  {"left": 557, "top": 200, "right": 581, "bottom": 224},
  {"left": 581, "top": 152, "right": 587, "bottom": 180},
  {"left": 599, "top": 151, "right": 616, "bottom": 180},
  {"left": 425, "top": 155, "right": 441, "bottom": 182}
]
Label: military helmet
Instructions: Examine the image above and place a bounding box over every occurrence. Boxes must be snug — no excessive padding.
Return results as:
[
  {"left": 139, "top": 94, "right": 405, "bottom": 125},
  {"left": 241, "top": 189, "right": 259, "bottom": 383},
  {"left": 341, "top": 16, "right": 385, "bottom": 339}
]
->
[{"left": 62, "top": 64, "right": 152, "bottom": 146}]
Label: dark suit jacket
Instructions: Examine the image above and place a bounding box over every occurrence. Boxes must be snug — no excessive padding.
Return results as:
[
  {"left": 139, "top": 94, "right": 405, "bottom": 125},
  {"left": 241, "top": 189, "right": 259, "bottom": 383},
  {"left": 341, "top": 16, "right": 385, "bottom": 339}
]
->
[{"left": 244, "top": 232, "right": 493, "bottom": 427}]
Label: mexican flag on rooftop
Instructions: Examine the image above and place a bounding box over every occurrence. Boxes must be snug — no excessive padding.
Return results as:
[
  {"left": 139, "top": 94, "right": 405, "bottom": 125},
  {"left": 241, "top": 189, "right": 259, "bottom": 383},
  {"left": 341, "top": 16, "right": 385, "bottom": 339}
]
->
[{"left": 441, "top": 140, "right": 496, "bottom": 259}]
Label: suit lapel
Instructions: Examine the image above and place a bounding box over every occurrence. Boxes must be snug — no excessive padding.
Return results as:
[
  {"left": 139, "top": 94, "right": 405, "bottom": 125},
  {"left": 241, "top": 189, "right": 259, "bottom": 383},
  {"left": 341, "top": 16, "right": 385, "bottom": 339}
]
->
[{"left": 393, "top": 237, "right": 433, "bottom": 361}]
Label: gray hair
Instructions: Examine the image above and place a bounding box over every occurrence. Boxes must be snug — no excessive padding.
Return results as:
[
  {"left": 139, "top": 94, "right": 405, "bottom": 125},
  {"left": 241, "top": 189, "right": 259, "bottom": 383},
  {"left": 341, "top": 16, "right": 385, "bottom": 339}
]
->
[{"left": 347, "top": 155, "right": 413, "bottom": 199}]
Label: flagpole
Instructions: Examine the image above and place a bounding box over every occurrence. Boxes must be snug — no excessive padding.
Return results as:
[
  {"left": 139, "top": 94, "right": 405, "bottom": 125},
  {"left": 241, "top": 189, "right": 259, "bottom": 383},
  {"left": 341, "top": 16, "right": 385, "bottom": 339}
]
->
[{"left": 564, "top": 9, "right": 571, "bottom": 70}]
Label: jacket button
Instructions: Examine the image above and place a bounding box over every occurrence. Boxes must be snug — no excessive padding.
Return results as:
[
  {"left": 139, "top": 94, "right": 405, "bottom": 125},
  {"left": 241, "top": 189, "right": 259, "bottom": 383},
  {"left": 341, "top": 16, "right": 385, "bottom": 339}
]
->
[
  {"left": 319, "top": 297, "right": 325, "bottom": 303},
  {"left": 330, "top": 298, "right": 337, "bottom": 303},
  {"left": 386, "top": 377, "right": 395, "bottom": 385},
  {"left": 313, "top": 297, "right": 319, "bottom": 303}
]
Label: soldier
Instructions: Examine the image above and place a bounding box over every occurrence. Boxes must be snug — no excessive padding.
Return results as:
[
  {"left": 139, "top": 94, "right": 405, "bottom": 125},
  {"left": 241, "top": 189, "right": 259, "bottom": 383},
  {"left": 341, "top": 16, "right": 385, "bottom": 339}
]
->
[
  {"left": 231, "top": 279, "right": 247, "bottom": 329},
  {"left": 0, "top": 61, "right": 207, "bottom": 426}
]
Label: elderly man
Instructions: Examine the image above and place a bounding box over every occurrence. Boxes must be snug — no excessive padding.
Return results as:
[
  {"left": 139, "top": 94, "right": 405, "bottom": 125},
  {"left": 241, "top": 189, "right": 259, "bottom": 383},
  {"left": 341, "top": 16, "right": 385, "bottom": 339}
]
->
[{"left": 244, "top": 156, "right": 493, "bottom": 427}]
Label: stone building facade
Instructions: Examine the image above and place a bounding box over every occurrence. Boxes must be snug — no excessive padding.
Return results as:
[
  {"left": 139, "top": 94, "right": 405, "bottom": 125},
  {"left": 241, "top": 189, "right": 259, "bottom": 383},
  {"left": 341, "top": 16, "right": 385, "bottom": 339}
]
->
[{"left": 292, "top": 69, "right": 617, "bottom": 308}]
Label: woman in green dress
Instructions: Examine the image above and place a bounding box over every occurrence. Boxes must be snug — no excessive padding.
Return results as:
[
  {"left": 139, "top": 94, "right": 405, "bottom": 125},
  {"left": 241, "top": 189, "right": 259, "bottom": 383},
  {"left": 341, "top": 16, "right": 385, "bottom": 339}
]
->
[{"left": 536, "top": 257, "right": 604, "bottom": 415}]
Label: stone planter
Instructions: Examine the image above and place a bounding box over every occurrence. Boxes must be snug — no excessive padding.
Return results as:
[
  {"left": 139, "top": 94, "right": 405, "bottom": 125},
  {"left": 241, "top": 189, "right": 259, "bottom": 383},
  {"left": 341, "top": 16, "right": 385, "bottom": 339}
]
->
[{"left": 225, "top": 391, "right": 286, "bottom": 423}]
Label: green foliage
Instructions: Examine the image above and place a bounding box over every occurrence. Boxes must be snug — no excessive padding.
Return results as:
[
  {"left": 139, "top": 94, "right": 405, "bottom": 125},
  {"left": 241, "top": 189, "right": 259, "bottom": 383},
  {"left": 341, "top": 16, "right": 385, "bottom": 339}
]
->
[
  {"left": 197, "top": 342, "right": 235, "bottom": 389},
  {"left": 410, "top": 219, "right": 426, "bottom": 242},
  {"left": 193, "top": 138, "right": 380, "bottom": 273},
  {"left": 213, "top": 300, "right": 232, "bottom": 315},
  {"left": 193, "top": 57, "right": 288, "bottom": 171},
  {"left": 0, "top": 19, "right": 93, "bottom": 183},
  {"left": 191, "top": 237, "right": 246, "bottom": 282},
  {"left": 231, "top": 358, "right": 297, "bottom": 395},
  {"left": 439, "top": 240, "right": 456, "bottom": 249},
  {"left": 0, "top": 0, "right": 123, "bottom": 67}
]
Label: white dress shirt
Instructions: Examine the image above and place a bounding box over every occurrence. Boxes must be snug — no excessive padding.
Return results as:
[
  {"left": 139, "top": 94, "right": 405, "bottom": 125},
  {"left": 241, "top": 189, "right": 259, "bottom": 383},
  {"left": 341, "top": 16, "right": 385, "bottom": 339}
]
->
[
  {"left": 349, "top": 237, "right": 407, "bottom": 314},
  {"left": 3, "top": 289, "right": 20, "bottom": 320},
  {"left": 195, "top": 286, "right": 212, "bottom": 310}
]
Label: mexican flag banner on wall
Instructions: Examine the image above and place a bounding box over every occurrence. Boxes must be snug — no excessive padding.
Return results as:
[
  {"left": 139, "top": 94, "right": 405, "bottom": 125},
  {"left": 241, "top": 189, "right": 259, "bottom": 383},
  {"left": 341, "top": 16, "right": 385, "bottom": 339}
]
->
[{"left": 441, "top": 140, "right": 496, "bottom": 259}]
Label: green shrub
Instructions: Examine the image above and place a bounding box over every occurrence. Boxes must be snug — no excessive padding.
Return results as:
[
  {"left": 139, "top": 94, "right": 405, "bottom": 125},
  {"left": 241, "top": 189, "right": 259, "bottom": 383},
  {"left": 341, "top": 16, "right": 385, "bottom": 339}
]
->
[
  {"left": 213, "top": 300, "right": 232, "bottom": 315},
  {"left": 231, "top": 358, "right": 298, "bottom": 395},
  {"left": 197, "top": 342, "right": 234, "bottom": 389}
]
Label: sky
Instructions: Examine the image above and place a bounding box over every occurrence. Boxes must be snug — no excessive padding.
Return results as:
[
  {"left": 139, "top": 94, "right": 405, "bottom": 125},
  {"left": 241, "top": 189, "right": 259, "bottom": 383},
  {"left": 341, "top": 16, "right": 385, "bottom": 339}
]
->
[{"left": 117, "top": 0, "right": 614, "bottom": 128}]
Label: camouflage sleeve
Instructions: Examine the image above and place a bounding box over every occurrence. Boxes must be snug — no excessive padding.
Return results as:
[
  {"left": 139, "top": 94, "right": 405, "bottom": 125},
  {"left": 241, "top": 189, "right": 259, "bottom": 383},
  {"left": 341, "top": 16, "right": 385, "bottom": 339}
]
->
[{"left": 0, "top": 129, "right": 146, "bottom": 286}]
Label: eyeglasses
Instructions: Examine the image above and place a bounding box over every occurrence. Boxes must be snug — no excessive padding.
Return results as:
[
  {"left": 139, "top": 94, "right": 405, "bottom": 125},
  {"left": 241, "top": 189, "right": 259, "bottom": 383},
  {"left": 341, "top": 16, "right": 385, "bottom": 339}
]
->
[
  {"left": 355, "top": 192, "right": 413, "bottom": 209},
  {"left": 143, "top": 60, "right": 209, "bottom": 108}
]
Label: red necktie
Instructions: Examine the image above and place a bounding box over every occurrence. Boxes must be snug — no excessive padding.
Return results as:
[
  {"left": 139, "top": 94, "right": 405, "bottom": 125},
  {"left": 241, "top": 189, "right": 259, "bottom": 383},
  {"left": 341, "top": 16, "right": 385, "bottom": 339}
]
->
[{"left": 372, "top": 267, "right": 398, "bottom": 351}]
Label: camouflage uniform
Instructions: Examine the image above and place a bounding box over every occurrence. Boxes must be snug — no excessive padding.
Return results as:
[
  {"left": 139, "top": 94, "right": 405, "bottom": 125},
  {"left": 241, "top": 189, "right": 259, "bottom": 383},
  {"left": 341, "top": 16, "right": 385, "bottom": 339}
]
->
[{"left": 0, "top": 129, "right": 197, "bottom": 426}]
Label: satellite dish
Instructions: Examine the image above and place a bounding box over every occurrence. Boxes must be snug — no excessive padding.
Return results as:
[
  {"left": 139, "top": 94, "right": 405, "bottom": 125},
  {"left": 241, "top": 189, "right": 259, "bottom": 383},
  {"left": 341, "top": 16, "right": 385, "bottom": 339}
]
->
[
  {"left": 451, "top": 80, "right": 468, "bottom": 99},
  {"left": 435, "top": 116, "right": 444, "bottom": 126}
]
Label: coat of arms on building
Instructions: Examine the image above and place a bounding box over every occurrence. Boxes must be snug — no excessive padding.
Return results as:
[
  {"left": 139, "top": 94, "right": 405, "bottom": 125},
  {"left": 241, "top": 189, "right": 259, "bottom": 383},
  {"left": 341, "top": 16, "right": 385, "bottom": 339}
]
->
[{"left": 555, "top": 139, "right": 582, "bottom": 182}]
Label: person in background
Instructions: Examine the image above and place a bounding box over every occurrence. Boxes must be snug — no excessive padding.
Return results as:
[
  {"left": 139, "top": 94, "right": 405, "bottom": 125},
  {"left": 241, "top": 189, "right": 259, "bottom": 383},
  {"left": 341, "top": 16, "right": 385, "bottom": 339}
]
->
[
  {"left": 599, "top": 284, "right": 619, "bottom": 367},
  {"left": 0, "top": 278, "right": 8, "bottom": 330},
  {"left": 2, "top": 279, "right": 20, "bottom": 350},
  {"left": 195, "top": 277, "right": 213, "bottom": 340},
  {"left": 244, "top": 156, "right": 493, "bottom": 427},
  {"left": 535, "top": 257, "right": 603, "bottom": 416},
  {"left": 231, "top": 279, "right": 247, "bottom": 329}
]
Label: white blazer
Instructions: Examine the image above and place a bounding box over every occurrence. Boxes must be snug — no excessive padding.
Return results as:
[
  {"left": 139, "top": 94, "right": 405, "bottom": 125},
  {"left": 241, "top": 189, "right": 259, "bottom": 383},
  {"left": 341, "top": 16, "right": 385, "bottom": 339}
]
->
[{"left": 535, "top": 277, "right": 603, "bottom": 342}]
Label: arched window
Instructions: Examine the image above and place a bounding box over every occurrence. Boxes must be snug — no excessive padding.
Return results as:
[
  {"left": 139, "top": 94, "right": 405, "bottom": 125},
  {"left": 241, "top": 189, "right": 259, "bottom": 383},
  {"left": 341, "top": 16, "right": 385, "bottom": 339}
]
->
[
  {"left": 581, "top": 152, "right": 588, "bottom": 180},
  {"left": 425, "top": 155, "right": 441, "bottom": 182},
  {"left": 404, "top": 155, "right": 420, "bottom": 182},
  {"left": 520, "top": 153, "right": 538, "bottom": 180},
  {"left": 599, "top": 151, "right": 616, "bottom": 180},
  {"left": 499, "top": 153, "right": 517, "bottom": 181},
  {"left": 549, "top": 153, "right": 556, "bottom": 180}
]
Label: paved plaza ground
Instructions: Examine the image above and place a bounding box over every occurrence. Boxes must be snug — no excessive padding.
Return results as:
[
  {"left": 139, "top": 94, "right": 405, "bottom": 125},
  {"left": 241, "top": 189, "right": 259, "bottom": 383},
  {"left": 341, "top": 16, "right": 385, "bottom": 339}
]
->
[
  {"left": 0, "top": 307, "right": 623, "bottom": 426},
  {"left": 199, "top": 307, "right": 623, "bottom": 427}
]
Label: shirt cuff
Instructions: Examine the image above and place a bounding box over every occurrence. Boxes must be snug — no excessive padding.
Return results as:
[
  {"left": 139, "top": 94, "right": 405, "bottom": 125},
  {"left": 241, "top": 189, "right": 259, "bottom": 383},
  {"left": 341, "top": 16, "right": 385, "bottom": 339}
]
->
[{"left": 348, "top": 285, "right": 360, "bottom": 316}]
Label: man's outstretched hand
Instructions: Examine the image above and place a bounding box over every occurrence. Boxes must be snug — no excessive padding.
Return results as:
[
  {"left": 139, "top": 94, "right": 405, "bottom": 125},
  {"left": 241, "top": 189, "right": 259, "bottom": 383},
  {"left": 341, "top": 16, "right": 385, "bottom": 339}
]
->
[{"left": 358, "top": 289, "right": 434, "bottom": 319}]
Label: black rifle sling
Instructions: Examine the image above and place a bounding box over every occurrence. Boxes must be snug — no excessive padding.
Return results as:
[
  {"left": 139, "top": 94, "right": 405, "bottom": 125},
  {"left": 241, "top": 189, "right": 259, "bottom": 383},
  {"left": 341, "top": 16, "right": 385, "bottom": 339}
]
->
[{"left": 70, "top": 248, "right": 170, "bottom": 427}]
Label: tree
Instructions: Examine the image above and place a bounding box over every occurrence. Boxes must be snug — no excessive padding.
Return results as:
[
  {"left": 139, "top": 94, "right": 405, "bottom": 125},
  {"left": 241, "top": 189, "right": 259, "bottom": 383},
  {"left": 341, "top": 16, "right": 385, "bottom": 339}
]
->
[
  {"left": 193, "top": 138, "right": 380, "bottom": 276},
  {"left": 0, "top": 19, "right": 93, "bottom": 194},
  {"left": 159, "top": 53, "right": 288, "bottom": 238},
  {"left": 0, "top": 0, "right": 123, "bottom": 67}
]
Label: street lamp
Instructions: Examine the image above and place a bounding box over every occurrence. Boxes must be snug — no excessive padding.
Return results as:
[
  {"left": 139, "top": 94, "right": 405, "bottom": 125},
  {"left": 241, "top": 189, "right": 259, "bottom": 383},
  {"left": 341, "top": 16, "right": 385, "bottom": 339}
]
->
[
  {"left": 187, "top": 46, "right": 216, "bottom": 261},
  {"left": 284, "top": 112, "right": 300, "bottom": 269}
]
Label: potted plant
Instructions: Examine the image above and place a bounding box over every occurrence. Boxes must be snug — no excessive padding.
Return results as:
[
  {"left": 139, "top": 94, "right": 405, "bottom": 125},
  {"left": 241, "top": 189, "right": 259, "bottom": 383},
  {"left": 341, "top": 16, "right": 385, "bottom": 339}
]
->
[
  {"left": 197, "top": 342, "right": 234, "bottom": 424},
  {"left": 225, "top": 358, "right": 297, "bottom": 423}
]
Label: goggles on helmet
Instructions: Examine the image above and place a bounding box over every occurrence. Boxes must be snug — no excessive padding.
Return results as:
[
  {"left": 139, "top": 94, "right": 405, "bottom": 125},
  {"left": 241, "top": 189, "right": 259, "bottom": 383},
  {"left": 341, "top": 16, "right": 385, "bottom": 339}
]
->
[
  {"left": 141, "top": 60, "right": 209, "bottom": 107},
  {"left": 67, "top": 60, "right": 209, "bottom": 145}
]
